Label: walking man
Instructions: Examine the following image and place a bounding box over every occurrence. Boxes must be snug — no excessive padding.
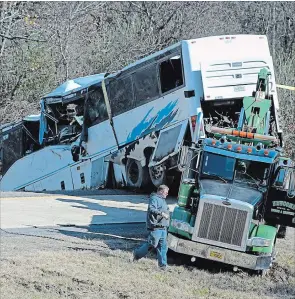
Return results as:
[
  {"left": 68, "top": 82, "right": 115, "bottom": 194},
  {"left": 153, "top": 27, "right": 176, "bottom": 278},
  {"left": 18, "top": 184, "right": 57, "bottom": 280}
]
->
[{"left": 133, "top": 185, "right": 170, "bottom": 270}]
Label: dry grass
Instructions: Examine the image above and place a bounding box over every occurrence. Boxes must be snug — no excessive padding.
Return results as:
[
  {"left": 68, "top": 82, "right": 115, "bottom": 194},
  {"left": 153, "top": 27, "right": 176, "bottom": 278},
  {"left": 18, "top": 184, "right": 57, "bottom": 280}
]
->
[{"left": 0, "top": 228, "right": 294, "bottom": 299}]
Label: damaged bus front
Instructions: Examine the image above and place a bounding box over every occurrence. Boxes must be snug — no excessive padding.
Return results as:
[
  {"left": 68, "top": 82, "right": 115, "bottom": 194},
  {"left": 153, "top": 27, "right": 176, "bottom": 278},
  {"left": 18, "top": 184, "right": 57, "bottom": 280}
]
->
[{"left": 0, "top": 74, "right": 111, "bottom": 191}]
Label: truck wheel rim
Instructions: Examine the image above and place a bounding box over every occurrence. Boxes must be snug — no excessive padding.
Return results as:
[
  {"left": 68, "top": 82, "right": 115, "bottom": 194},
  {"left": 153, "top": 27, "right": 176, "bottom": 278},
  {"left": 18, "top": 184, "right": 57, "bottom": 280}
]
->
[{"left": 150, "top": 164, "right": 164, "bottom": 180}]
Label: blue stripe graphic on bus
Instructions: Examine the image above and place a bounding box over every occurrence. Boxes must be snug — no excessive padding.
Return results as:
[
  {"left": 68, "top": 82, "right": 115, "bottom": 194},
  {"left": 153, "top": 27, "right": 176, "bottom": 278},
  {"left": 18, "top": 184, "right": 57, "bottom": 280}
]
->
[{"left": 127, "top": 100, "right": 179, "bottom": 143}]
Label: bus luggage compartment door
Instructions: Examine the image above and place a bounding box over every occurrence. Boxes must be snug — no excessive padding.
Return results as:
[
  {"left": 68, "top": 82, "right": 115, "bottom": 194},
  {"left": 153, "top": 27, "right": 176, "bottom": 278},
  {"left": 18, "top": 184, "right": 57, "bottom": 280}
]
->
[{"left": 148, "top": 120, "right": 187, "bottom": 168}]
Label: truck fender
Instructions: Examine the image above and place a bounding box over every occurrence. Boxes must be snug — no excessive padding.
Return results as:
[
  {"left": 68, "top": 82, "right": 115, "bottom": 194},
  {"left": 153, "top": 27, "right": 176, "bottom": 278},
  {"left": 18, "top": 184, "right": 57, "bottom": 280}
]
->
[{"left": 250, "top": 224, "right": 277, "bottom": 254}]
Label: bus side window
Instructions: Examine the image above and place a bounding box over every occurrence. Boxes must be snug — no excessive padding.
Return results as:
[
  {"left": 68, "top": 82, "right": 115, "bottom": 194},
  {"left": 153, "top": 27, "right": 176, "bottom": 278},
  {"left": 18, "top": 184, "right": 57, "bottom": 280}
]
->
[
  {"left": 85, "top": 87, "right": 108, "bottom": 127},
  {"left": 159, "top": 55, "right": 184, "bottom": 94},
  {"left": 109, "top": 76, "right": 134, "bottom": 116},
  {"left": 133, "top": 64, "right": 159, "bottom": 108}
]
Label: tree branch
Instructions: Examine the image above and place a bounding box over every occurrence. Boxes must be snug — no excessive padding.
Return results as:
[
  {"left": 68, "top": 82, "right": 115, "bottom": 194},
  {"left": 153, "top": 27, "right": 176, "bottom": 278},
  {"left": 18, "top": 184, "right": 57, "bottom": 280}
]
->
[{"left": 0, "top": 33, "right": 47, "bottom": 42}]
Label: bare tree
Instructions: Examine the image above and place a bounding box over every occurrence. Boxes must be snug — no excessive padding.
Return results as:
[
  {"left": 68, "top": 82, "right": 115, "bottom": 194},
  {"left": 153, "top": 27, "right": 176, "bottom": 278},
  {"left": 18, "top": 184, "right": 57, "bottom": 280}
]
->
[{"left": 0, "top": 1, "right": 294, "bottom": 159}]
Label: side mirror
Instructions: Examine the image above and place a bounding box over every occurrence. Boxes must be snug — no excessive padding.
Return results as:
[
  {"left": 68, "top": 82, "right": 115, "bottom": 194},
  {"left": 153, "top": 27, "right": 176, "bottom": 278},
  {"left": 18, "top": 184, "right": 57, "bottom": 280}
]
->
[
  {"left": 182, "top": 148, "right": 200, "bottom": 181},
  {"left": 273, "top": 166, "right": 295, "bottom": 190},
  {"left": 272, "top": 166, "right": 285, "bottom": 186}
]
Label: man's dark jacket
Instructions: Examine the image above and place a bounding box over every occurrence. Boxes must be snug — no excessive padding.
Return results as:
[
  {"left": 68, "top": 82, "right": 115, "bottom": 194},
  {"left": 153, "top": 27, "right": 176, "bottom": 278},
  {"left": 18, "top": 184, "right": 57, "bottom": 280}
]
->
[{"left": 146, "top": 192, "right": 170, "bottom": 230}]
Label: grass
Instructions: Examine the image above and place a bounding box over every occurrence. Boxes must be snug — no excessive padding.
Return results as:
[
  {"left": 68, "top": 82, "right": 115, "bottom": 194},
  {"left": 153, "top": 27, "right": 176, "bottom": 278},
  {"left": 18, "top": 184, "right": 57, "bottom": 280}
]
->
[{"left": 0, "top": 228, "right": 294, "bottom": 299}]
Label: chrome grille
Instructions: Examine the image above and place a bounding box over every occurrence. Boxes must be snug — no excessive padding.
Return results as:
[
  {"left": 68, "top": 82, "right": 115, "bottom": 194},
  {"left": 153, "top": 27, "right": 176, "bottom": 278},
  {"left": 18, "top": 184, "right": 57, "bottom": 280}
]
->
[{"left": 197, "top": 202, "right": 248, "bottom": 247}]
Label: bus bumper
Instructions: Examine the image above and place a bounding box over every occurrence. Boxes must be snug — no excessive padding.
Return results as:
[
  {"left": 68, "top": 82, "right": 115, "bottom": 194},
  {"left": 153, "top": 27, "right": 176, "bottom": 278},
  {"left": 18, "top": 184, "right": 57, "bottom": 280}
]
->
[{"left": 168, "top": 233, "right": 272, "bottom": 270}]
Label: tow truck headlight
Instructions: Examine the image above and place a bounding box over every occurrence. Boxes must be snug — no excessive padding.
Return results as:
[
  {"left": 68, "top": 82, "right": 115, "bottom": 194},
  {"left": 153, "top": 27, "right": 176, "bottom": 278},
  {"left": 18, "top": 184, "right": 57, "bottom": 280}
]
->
[
  {"left": 247, "top": 237, "right": 272, "bottom": 247},
  {"left": 171, "top": 219, "right": 193, "bottom": 234}
]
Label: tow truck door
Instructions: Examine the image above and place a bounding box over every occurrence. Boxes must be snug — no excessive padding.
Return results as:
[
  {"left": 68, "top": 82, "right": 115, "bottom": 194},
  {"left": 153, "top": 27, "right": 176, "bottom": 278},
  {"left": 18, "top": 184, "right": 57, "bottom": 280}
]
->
[{"left": 265, "top": 164, "right": 295, "bottom": 228}]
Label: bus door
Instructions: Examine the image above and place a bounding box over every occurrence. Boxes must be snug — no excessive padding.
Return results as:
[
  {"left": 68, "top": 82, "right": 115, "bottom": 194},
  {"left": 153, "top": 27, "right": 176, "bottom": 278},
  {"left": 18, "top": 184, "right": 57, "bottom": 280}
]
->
[{"left": 83, "top": 86, "right": 119, "bottom": 157}]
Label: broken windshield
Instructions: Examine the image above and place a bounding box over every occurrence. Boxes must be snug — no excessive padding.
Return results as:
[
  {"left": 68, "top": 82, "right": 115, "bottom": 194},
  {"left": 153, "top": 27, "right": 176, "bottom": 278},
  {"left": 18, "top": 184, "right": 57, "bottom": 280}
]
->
[{"left": 235, "top": 159, "right": 270, "bottom": 188}]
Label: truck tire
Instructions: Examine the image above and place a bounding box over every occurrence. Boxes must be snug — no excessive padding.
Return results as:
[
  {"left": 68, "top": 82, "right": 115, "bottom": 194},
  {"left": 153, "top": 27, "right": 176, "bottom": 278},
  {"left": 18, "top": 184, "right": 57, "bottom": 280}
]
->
[
  {"left": 126, "top": 158, "right": 150, "bottom": 189},
  {"left": 277, "top": 225, "right": 287, "bottom": 239}
]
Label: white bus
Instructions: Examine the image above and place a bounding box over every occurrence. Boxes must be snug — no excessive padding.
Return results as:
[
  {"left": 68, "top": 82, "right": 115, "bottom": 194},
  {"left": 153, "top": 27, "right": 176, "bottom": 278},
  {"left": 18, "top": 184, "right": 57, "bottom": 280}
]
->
[{"left": 0, "top": 35, "right": 282, "bottom": 191}]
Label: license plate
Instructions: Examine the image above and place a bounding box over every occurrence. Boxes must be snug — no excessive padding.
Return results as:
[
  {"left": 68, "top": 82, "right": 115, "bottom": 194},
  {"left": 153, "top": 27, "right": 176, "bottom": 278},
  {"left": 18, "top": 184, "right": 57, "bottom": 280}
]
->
[{"left": 207, "top": 249, "right": 225, "bottom": 262}]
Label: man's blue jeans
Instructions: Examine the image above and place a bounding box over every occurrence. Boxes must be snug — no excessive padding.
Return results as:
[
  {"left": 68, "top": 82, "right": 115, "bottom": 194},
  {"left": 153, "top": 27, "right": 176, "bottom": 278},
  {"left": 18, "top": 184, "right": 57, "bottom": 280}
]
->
[{"left": 134, "top": 228, "right": 168, "bottom": 267}]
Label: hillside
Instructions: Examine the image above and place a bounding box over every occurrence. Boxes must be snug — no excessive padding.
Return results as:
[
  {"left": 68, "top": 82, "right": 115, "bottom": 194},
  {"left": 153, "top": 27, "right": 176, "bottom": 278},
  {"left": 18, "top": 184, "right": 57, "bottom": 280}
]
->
[{"left": 0, "top": 2, "right": 294, "bottom": 158}]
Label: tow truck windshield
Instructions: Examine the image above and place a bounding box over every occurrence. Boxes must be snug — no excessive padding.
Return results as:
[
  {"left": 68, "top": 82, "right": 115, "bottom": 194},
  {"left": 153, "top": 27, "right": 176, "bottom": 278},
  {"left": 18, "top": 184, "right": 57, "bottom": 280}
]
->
[{"left": 200, "top": 151, "right": 271, "bottom": 188}]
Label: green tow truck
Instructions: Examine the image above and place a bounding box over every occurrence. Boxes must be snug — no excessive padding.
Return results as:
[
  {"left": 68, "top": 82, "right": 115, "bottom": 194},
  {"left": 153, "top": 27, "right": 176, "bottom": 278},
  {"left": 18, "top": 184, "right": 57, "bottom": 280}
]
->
[{"left": 167, "top": 69, "right": 295, "bottom": 273}]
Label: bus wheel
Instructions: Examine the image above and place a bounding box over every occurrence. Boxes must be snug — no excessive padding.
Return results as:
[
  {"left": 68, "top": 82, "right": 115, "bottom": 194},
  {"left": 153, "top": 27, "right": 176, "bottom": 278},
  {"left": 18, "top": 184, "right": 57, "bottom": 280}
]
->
[
  {"left": 126, "top": 158, "right": 149, "bottom": 188},
  {"left": 149, "top": 163, "right": 173, "bottom": 187}
]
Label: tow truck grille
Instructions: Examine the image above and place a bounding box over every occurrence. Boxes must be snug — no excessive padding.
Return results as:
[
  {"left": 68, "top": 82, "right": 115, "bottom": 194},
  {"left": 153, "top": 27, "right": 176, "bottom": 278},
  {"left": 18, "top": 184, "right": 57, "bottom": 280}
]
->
[{"left": 197, "top": 202, "right": 248, "bottom": 247}]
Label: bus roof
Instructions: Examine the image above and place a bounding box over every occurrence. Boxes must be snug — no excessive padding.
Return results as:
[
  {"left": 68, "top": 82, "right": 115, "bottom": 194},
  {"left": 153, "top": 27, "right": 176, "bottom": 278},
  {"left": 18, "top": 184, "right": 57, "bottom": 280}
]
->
[
  {"left": 186, "top": 35, "right": 270, "bottom": 70},
  {"left": 43, "top": 73, "right": 106, "bottom": 102},
  {"left": 120, "top": 35, "right": 269, "bottom": 74},
  {"left": 42, "top": 35, "right": 270, "bottom": 103}
]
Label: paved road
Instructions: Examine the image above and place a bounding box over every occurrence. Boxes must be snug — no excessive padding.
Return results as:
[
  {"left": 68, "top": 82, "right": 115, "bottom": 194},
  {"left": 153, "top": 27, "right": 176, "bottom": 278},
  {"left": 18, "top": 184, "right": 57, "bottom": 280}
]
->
[
  {"left": 0, "top": 223, "right": 147, "bottom": 259},
  {"left": 0, "top": 189, "right": 137, "bottom": 198},
  {"left": 0, "top": 190, "right": 176, "bottom": 261},
  {"left": 0, "top": 190, "right": 177, "bottom": 229}
]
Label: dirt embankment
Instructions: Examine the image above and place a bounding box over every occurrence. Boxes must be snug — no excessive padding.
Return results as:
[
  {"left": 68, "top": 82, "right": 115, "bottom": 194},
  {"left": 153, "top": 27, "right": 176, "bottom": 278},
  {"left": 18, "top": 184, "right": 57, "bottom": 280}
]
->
[{"left": 0, "top": 224, "right": 294, "bottom": 299}]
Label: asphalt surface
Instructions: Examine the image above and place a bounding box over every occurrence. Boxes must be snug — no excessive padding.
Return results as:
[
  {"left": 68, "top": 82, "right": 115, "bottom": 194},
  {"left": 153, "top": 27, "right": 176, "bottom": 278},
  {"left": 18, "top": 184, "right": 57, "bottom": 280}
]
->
[
  {"left": 0, "top": 190, "right": 174, "bottom": 259},
  {"left": 0, "top": 189, "right": 140, "bottom": 198},
  {"left": 0, "top": 190, "right": 177, "bottom": 229},
  {"left": 0, "top": 223, "right": 147, "bottom": 259}
]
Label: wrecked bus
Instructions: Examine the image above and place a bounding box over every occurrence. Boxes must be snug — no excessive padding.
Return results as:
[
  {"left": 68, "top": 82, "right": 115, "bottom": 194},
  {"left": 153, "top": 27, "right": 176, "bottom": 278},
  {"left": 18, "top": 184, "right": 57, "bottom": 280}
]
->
[
  {"left": 0, "top": 35, "right": 282, "bottom": 192},
  {"left": 0, "top": 75, "right": 104, "bottom": 191}
]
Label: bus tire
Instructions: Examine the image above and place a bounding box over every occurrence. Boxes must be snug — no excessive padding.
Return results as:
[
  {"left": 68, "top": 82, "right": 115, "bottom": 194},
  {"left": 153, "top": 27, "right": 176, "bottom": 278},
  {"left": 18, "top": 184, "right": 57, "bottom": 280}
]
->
[
  {"left": 148, "top": 163, "right": 173, "bottom": 187},
  {"left": 126, "top": 158, "right": 149, "bottom": 189},
  {"left": 149, "top": 163, "right": 166, "bottom": 187}
]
